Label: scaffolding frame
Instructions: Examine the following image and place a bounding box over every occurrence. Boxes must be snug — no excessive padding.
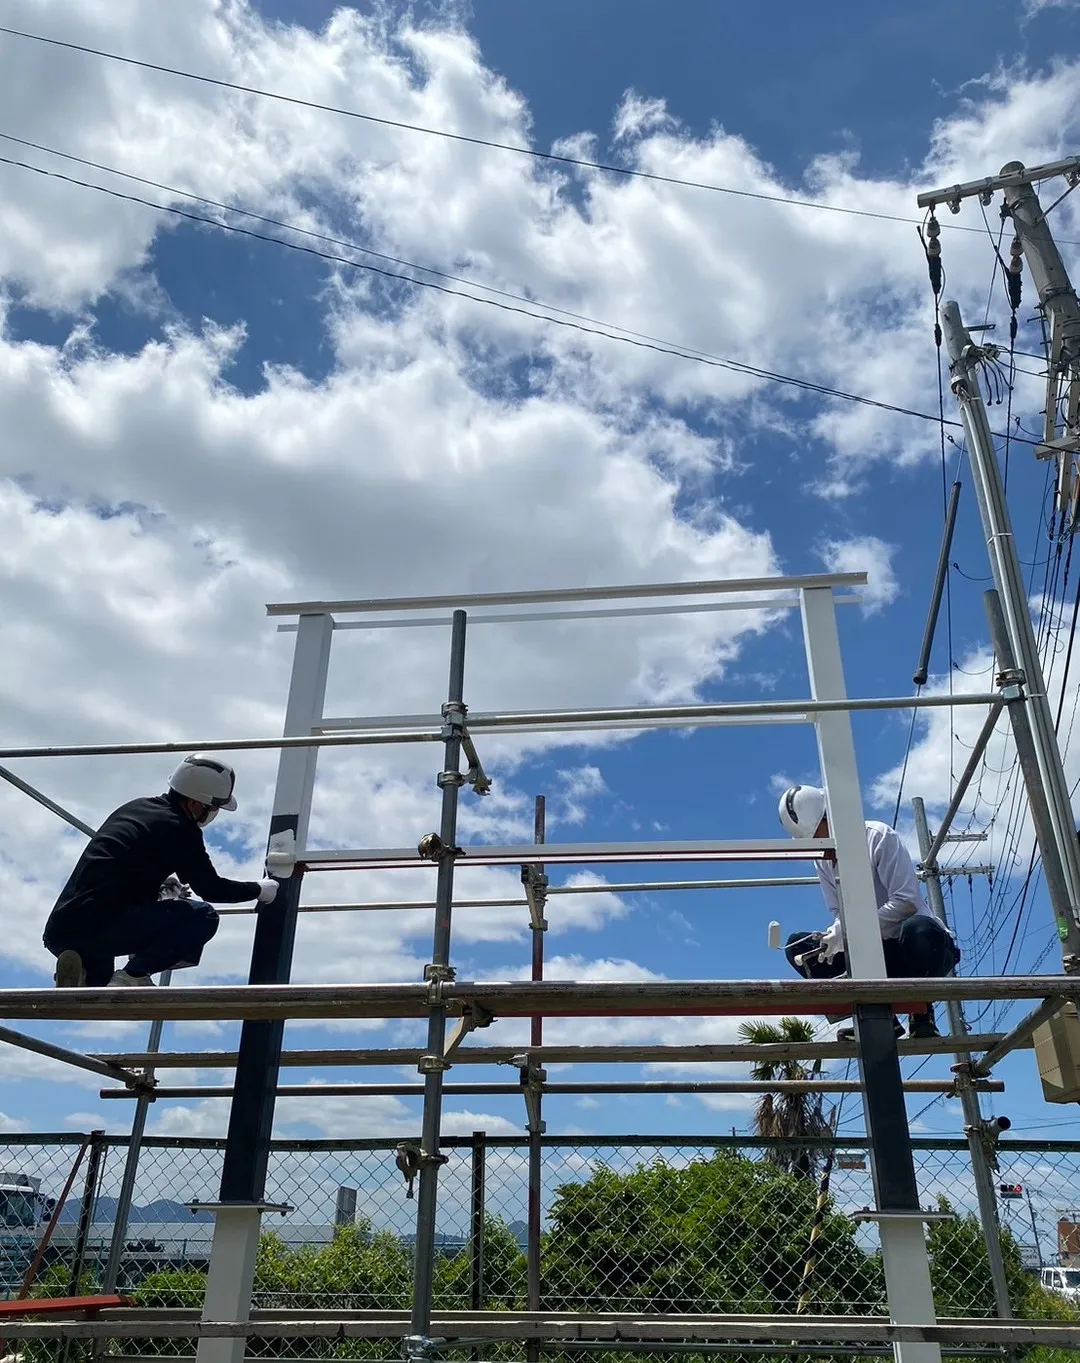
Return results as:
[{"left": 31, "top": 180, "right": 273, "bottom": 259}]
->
[{"left": 1, "top": 571, "right": 1077, "bottom": 1361}]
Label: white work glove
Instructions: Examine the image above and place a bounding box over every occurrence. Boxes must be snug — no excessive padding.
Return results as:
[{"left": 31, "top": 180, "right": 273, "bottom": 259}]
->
[
  {"left": 819, "top": 918, "right": 845, "bottom": 963},
  {"left": 158, "top": 875, "right": 193, "bottom": 901},
  {"left": 257, "top": 878, "right": 279, "bottom": 905}
]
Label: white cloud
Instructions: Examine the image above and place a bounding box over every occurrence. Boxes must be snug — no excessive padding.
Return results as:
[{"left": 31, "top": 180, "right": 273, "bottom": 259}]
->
[
  {"left": 553, "top": 765, "right": 608, "bottom": 826},
  {"left": 2, "top": 0, "right": 1079, "bottom": 1120},
  {"left": 821, "top": 536, "right": 899, "bottom": 615},
  {"left": 613, "top": 90, "right": 678, "bottom": 144}
]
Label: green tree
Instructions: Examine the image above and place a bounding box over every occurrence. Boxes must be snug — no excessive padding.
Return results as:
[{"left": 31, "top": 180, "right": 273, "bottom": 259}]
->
[
  {"left": 542, "top": 1150, "right": 884, "bottom": 1315},
  {"left": 433, "top": 1216, "right": 527, "bottom": 1309},
  {"left": 738, "top": 1018, "right": 831, "bottom": 1177}
]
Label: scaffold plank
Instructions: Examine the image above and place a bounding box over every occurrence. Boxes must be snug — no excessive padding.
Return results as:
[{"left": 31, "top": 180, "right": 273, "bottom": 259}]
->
[{"left": 2, "top": 976, "right": 1076, "bottom": 1023}]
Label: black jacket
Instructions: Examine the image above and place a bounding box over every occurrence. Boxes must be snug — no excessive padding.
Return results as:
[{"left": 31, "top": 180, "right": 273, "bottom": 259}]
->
[{"left": 46, "top": 791, "right": 260, "bottom": 936}]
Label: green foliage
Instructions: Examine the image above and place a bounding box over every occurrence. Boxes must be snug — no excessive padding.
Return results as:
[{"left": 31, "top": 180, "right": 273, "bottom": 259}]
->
[
  {"left": 738, "top": 1019, "right": 831, "bottom": 1178},
  {"left": 925, "top": 1197, "right": 1032, "bottom": 1318},
  {"left": 542, "top": 1150, "right": 884, "bottom": 1314},
  {"left": 433, "top": 1215, "right": 527, "bottom": 1309}
]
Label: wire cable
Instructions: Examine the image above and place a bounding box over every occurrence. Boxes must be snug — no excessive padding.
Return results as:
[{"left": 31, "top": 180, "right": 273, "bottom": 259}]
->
[
  {"left": 0, "top": 147, "right": 1052, "bottom": 444},
  {"left": 2, "top": 22, "right": 1073, "bottom": 241}
]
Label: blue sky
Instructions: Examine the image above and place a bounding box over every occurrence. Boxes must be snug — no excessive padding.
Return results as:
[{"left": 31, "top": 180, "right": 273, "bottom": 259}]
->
[{"left": 1, "top": 0, "right": 1080, "bottom": 1216}]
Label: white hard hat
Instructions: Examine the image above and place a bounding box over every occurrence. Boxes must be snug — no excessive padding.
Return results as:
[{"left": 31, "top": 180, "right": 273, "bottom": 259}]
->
[
  {"left": 168, "top": 754, "right": 238, "bottom": 811},
  {"left": 778, "top": 785, "right": 826, "bottom": 839}
]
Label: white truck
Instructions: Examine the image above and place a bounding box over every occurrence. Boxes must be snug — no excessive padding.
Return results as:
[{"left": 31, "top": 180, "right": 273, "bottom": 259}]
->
[
  {"left": 0, "top": 1172, "right": 55, "bottom": 1295},
  {"left": 1040, "top": 1265, "right": 1080, "bottom": 1302}
]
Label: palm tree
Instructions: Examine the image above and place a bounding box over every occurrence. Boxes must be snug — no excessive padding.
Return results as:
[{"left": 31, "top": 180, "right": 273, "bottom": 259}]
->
[{"left": 738, "top": 1017, "right": 831, "bottom": 1178}]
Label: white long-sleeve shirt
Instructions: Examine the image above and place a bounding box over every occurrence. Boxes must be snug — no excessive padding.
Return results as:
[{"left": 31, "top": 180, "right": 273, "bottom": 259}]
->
[{"left": 816, "top": 820, "right": 940, "bottom": 941}]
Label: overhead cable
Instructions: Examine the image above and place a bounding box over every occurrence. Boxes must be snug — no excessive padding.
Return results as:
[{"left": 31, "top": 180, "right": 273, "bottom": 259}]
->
[
  {"left": 0, "top": 148, "right": 1050, "bottom": 447},
  {"left": 3, "top": 23, "right": 1080, "bottom": 245}
]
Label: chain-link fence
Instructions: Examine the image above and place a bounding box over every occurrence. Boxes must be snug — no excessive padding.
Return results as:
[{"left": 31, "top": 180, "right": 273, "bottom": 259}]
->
[{"left": 2, "top": 1133, "right": 1078, "bottom": 1356}]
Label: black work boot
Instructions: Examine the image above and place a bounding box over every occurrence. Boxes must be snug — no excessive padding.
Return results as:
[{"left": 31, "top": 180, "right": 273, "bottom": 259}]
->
[
  {"left": 837, "top": 1018, "right": 904, "bottom": 1043},
  {"left": 54, "top": 949, "right": 86, "bottom": 988},
  {"left": 909, "top": 1006, "right": 941, "bottom": 1040}
]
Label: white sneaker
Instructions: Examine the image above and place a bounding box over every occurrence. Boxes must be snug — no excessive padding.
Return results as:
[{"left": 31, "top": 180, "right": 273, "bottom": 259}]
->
[{"left": 108, "top": 969, "right": 155, "bottom": 987}]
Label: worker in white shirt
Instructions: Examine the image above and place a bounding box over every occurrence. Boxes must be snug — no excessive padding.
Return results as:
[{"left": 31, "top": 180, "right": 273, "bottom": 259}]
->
[{"left": 777, "top": 785, "right": 959, "bottom": 1040}]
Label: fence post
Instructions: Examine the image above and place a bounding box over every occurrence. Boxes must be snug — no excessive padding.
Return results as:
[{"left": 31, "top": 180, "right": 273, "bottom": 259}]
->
[
  {"left": 68, "top": 1130, "right": 106, "bottom": 1295},
  {"left": 469, "top": 1130, "right": 486, "bottom": 1311}
]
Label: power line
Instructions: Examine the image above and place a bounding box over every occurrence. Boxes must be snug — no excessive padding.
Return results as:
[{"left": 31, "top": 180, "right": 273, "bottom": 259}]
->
[
  {"left": 2, "top": 22, "right": 1077, "bottom": 245},
  {"left": 0, "top": 130, "right": 748, "bottom": 361},
  {"left": 0, "top": 147, "right": 1050, "bottom": 449}
]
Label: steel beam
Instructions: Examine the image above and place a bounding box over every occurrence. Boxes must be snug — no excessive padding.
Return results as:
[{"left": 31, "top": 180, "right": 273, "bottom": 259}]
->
[
  {"left": 198, "top": 611, "right": 333, "bottom": 1363},
  {"left": 280, "top": 594, "right": 862, "bottom": 632},
  {"left": 264, "top": 571, "right": 868, "bottom": 616}
]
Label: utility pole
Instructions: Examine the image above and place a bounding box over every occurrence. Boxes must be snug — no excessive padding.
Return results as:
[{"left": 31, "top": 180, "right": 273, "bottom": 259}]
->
[
  {"left": 912, "top": 798, "right": 1013, "bottom": 1323},
  {"left": 932, "top": 294, "right": 1080, "bottom": 971},
  {"left": 1000, "top": 165, "right": 1080, "bottom": 523},
  {"left": 1025, "top": 1187, "right": 1045, "bottom": 1271}
]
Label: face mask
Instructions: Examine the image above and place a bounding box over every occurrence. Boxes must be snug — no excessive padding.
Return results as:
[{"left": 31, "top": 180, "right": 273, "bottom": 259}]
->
[{"left": 198, "top": 807, "right": 219, "bottom": 827}]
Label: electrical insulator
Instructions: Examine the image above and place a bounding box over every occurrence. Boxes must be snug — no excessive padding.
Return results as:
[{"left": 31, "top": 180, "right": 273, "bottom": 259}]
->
[
  {"left": 925, "top": 215, "right": 943, "bottom": 296},
  {"left": 1006, "top": 236, "right": 1023, "bottom": 335}
]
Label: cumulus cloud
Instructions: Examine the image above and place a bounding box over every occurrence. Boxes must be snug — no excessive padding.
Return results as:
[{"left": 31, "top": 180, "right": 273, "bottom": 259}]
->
[
  {"left": 2, "top": 0, "right": 1078, "bottom": 1122},
  {"left": 821, "top": 536, "right": 899, "bottom": 615}
]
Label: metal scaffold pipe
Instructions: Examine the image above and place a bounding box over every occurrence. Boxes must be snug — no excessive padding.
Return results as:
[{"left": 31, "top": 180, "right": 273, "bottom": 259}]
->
[
  {"left": 942, "top": 297, "right": 1080, "bottom": 968},
  {"left": 912, "top": 798, "right": 1013, "bottom": 1326},
  {"left": 99, "top": 1077, "right": 1003, "bottom": 1100},
  {"left": 90, "top": 1033, "right": 1016, "bottom": 1069},
  {"left": 983, "top": 589, "right": 1080, "bottom": 965},
  {"left": 410, "top": 608, "right": 469, "bottom": 1346},
  {"left": 920, "top": 700, "right": 1005, "bottom": 870},
  {"left": 0, "top": 975, "right": 1075, "bottom": 1022}
]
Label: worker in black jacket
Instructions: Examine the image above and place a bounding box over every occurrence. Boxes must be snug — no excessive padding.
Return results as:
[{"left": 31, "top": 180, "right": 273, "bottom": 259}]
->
[{"left": 43, "top": 753, "right": 278, "bottom": 987}]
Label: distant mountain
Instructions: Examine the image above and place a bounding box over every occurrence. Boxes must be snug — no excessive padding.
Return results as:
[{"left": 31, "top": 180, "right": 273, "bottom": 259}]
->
[{"left": 58, "top": 1197, "right": 214, "bottom": 1225}]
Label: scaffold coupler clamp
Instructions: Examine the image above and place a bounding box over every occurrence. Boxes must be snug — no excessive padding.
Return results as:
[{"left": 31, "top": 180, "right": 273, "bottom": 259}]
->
[
  {"left": 422, "top": 962, "right": 456, "bottom": 1011},
  {"left": 394, "top": 1142, "right": 447, "bottom": 1200},
  {"left": 440, "top": 698, "right": 467, "bottom": 739},
  {"left": 510, "top": 1054, "right": 547, "bottom": 1134},
  {"left": 418, "top": 832, "right": 462, "bottom": 862},
  {"left": 521, "top": 863, "right": 549, "bottom": 931},
  {"left": 995, "top": 666, "right": 1025, "bottom": 702},
  {"left": 129, "top": 1072, "right": 159, "bottom": 1100},
  {"left": 442, "top": 1000, "right": 495, "bottom": 1063},
  {"left": 403, "top": 1335, "right": 445, "bottom": 1363},
  {"left": 965, "top": 1116, "right": 1011, "bottom": 1172}
]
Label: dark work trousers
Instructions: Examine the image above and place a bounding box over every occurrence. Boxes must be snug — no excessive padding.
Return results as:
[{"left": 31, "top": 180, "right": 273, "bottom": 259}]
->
[
  {"left": 785, "top": 915, "right": 960, "bottom": 1018},
  {"left": 44, "top": 899, "right": 220, "bottom": 985}
]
